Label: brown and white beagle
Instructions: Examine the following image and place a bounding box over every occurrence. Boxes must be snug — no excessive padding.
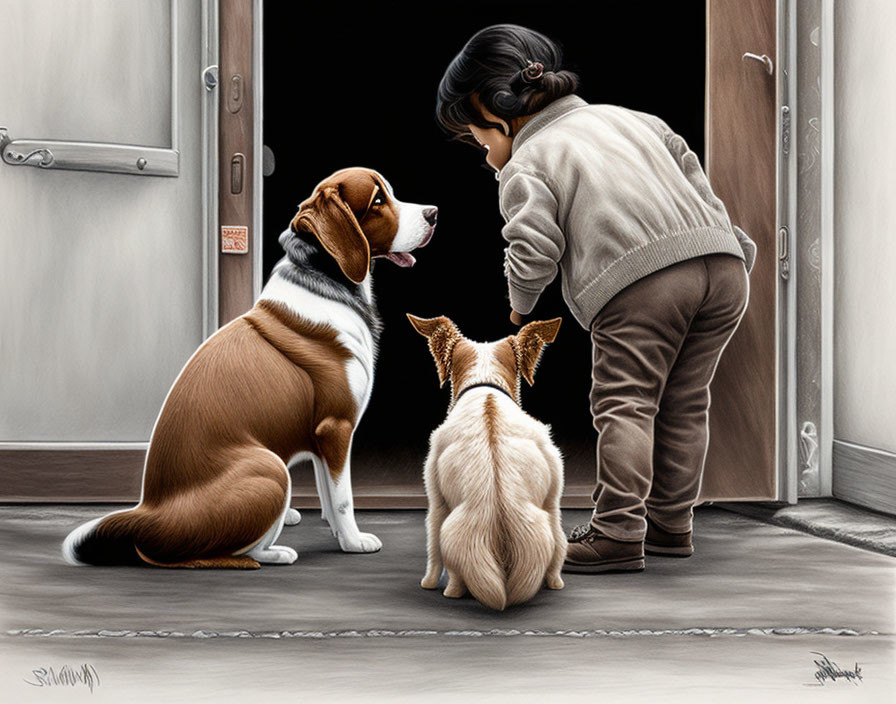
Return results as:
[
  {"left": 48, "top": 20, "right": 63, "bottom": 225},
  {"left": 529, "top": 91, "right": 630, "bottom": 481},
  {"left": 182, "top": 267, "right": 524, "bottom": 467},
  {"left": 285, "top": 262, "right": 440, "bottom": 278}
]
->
[{"left": 63, "top": 168, "right": 437, "bottom": 568}]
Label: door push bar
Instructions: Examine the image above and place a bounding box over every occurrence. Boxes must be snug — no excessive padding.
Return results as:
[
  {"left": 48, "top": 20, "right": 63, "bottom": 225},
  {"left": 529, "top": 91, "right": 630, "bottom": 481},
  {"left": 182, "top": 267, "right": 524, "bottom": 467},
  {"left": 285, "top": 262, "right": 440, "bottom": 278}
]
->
[{"left": 0, "top": 127, "right": 179, "bottom": 177}]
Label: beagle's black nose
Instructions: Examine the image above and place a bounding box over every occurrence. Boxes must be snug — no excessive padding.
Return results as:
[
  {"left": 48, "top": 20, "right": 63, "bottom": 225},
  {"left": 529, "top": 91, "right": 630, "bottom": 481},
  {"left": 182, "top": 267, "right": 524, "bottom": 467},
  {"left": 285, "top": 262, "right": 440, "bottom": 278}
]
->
[{"left": 423, "top": 207, "right": 438, "bottom": 226}]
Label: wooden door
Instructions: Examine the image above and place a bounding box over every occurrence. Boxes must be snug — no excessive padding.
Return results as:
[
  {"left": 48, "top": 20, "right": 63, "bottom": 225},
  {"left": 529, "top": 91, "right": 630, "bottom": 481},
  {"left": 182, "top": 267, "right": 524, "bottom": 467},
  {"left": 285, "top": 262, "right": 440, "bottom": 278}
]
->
[
  {"left": 218, "top": 0, "right": 259, "bottom": 325},
  {"left": 701, "top": 0, "right": 779, "bottom": 500}
]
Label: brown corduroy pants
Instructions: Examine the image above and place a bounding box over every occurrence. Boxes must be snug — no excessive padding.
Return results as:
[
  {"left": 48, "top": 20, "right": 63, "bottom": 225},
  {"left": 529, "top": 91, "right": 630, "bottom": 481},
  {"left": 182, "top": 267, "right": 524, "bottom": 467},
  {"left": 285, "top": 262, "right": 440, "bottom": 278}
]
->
[{"left": 588, "top": 254, "right": 749, "bottom": 541}]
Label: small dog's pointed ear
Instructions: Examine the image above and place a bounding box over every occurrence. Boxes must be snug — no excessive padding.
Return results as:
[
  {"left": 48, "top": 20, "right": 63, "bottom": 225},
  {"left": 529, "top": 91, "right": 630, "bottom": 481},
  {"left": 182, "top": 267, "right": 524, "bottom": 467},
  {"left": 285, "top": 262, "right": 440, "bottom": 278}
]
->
[
  {"left": 407, "top": 314, "right": 461, "bottom": 387},
  {"left": 293, "top": 186, "right": 370, "bottom": 284},
  {"left": 511, "top": 317, "right": 562, "bottom": 386}
]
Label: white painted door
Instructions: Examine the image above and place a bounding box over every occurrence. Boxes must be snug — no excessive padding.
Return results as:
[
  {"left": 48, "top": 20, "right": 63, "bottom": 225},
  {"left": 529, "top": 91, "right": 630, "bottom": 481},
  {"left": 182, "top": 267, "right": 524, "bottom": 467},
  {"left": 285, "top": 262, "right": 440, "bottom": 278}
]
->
[{"left": 0, "top": 0, "right": 208, "bottom": 447}]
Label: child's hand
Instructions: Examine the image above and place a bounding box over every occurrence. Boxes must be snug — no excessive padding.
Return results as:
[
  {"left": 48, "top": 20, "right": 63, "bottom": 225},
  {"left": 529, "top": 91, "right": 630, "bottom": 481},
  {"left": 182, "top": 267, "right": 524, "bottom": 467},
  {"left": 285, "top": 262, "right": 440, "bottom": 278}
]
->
[{"left": 510, "top": 310, "right": 525, "bottom": 326}]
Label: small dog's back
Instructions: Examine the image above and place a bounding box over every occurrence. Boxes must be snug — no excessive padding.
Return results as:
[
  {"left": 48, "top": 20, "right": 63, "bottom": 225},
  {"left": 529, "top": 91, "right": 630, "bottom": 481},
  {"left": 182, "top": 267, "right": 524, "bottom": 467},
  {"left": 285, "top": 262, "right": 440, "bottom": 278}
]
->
[
  {"left": 435, "top": 391, "right": 560, "bottom": 609},
  {"left": 409, "top": 313, "right": 566, "bottom": 611}
]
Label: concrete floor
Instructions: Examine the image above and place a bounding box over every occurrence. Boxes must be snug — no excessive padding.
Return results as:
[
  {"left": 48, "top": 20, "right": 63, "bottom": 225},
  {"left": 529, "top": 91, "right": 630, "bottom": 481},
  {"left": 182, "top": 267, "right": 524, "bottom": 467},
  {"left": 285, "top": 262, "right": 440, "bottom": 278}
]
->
[{"left": 1, "top": 505, "right": 893, "bottom": 703}]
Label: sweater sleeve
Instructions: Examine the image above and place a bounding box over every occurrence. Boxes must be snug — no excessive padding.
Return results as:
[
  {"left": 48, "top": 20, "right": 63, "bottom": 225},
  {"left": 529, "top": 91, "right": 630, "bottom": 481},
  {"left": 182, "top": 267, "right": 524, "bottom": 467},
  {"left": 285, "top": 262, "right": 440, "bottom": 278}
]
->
[{"left": 499, "top": 168, "right": 566, "bottom": 315}]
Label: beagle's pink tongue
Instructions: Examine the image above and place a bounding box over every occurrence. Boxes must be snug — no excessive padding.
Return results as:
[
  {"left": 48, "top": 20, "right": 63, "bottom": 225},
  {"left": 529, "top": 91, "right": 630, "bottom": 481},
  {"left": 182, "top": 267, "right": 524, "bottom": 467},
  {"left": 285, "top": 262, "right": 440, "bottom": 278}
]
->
[{"left": 384, "top": 252, "right": 416, "bottom": 267}]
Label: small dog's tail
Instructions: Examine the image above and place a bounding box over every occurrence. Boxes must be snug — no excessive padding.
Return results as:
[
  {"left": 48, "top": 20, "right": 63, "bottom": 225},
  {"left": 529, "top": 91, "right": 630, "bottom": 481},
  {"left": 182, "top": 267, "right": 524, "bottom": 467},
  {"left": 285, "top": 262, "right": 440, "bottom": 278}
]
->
[
  {"left": 62, "top": 508, "right": 149, "bottom": 566},
  {"left": 440, "top": 506, "right": 507, "bottom": 611},
  {"left": 501, "top": 503, "right": 554, "bottom": 607}
]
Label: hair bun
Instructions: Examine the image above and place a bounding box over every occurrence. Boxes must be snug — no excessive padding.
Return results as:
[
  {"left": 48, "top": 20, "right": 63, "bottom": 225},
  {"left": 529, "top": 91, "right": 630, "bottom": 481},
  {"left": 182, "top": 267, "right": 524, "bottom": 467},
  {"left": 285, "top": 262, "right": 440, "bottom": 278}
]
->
[
  {"left": 436, "top": 24, "right": 581, "bottom": 139},
  {"left": 540, "top": 69, "right": 578, "bottom": 96}
]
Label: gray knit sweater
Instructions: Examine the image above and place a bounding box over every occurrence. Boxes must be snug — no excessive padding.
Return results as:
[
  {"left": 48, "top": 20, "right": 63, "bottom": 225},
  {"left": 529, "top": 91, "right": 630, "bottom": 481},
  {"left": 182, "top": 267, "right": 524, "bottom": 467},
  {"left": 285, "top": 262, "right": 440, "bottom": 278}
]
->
[{"left": 498, "top": 95, "right": 756, "bottom": 329}]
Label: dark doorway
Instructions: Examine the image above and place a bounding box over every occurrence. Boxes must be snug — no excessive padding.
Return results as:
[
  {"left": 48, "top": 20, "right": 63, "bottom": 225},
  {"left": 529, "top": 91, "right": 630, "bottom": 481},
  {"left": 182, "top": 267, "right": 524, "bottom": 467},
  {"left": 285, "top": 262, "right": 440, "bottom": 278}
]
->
[{"left": 262, "top": 1, "right": 706, "bottom": 503}]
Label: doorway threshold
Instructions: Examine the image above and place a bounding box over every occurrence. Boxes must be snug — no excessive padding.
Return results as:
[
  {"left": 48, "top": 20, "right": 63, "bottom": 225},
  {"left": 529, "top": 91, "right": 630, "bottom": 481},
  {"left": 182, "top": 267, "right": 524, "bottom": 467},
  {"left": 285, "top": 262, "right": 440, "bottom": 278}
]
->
[{"left": 715, "top": 498, "right": 896, "bottom": 557}]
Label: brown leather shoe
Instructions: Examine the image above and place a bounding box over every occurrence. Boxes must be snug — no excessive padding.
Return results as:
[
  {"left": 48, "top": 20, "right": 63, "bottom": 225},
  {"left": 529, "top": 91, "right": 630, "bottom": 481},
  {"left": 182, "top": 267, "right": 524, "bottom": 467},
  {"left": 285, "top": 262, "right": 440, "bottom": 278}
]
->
[
  {"left": 645, "top": 516, "right": 693, "bottom": 557},
  {"left": 563, "top": 524, "right": 645, "bottom": 573}
]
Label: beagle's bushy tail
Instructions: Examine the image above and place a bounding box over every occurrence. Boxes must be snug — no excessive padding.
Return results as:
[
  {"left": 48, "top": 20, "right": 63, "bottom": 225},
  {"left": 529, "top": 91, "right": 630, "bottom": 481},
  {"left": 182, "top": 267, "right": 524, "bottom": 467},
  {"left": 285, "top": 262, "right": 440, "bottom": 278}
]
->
[{"left": 62, "top": 508, "right": 149, "bottom": 566}]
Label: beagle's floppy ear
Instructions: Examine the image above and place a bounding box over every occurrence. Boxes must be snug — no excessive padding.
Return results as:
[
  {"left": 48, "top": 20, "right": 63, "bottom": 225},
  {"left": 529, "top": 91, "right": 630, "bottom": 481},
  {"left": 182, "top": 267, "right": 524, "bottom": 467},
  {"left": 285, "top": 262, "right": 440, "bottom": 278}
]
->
[
  {"left": 293, "top": 186, "right": 370, "bottom": 284},
  {"left": 407, "top": 314, "right": 461, "bottom": 387},
  {"left": 511, "top": 318, "right": 562, "bottom": 386}
]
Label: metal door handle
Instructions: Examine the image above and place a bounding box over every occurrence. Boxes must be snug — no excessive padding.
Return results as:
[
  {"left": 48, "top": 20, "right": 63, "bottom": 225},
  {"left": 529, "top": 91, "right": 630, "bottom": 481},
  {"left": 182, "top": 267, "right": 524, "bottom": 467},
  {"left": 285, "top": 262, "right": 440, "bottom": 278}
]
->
[
  {"left": 742, "top": 52, "right": 774, "bottom": 75},
  {"left": 0, "top": 127, "right": 178, "bottom": 177},
  {"left": 0, "top": 128, "right": 55, "bottom": 167}
]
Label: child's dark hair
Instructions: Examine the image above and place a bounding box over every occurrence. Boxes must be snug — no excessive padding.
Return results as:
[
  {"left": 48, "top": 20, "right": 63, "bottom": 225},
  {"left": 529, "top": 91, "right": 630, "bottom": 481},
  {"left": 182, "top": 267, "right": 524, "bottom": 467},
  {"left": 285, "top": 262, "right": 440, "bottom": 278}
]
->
[{"left": 437, "top": 24, "right": 579, "bottom": 145}]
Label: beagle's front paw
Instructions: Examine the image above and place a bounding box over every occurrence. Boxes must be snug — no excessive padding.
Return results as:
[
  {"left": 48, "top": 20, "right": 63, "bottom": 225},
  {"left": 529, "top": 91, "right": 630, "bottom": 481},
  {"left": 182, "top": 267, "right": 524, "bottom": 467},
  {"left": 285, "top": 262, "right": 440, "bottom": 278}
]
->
[
  {"left": 283, "top": 508, "right": 302, "bottom": 526},
  {"left": 338, "top": 531, "right": 382, "bottom": 554}
]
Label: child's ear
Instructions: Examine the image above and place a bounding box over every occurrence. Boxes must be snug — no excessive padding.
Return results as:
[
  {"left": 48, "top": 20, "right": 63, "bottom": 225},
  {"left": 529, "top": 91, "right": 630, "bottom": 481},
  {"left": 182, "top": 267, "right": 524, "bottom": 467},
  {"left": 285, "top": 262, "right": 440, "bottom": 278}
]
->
[
  {"left": 407, "top": 314, "right": 461, "bottom": 387},
  {"left": 511, "top": 318, "right": 562, "bottom": 386}
]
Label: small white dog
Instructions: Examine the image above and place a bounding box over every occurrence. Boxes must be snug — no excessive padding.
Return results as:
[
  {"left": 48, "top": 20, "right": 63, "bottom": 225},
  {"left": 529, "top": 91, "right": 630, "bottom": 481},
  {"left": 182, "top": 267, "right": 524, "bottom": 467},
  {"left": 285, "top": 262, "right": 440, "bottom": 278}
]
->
[{"left": 407, "top": 314, "right": 566, "bottom": 610}]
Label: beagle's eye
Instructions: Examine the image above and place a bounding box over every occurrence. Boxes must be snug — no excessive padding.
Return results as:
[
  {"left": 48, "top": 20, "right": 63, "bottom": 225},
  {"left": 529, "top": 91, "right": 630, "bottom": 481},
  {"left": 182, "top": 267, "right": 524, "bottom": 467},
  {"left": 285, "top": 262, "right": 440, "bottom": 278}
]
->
[{"left": 372, "top": 190, "right": 385, "bottom": 207}]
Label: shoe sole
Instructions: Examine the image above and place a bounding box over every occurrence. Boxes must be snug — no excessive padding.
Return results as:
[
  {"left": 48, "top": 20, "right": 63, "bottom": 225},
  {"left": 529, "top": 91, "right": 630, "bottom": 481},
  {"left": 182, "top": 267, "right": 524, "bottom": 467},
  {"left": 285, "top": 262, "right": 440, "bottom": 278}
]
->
[
  {"left": 645, "top": 543, "right": 693, "bottom": 557},
  {"left": 562, "top": 557, "right": 645, "bottom": 574}
]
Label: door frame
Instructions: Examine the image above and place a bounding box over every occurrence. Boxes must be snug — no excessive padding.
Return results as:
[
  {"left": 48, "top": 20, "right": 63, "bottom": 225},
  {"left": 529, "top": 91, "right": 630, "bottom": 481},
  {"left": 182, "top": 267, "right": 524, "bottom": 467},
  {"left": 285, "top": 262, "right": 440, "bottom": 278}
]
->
[
  {"left": 784, "top": 0, "right": 836, "bottom": 501},
  {"left": 818, "top": 0, "right": 834, "bottom": 500},
  {"left": 775, "top": 0, "right": 837, "bottom": 504},
  {"left": 202, "top": 0, "right": 219, "bottom": 338},
  {"left": 778, "top": 0, "right": 799, "bottom": 504}
]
